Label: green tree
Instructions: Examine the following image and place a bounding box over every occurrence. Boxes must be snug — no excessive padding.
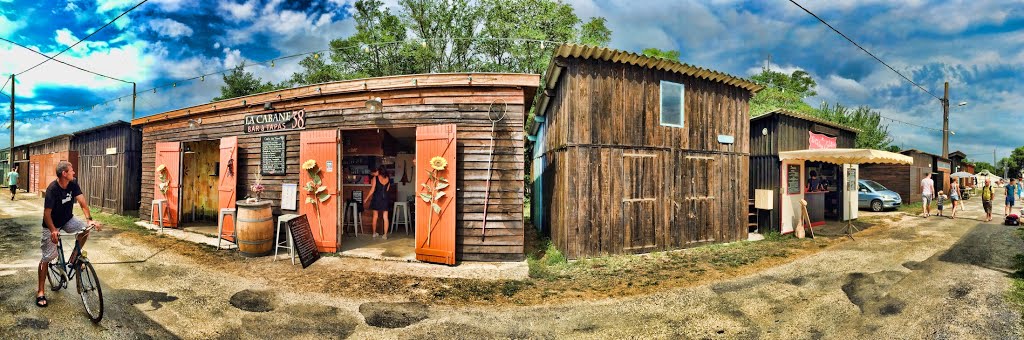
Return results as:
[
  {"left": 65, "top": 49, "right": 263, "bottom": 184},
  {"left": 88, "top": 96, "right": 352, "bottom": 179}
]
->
[
  {"left": 641, "top": 48, "right": 680, "bottom": 61},
  {"left": 885, "top": 145, "right": 901, "bottom": 153},
  {"left": 214, "top": 62, "right": 284, "bottom": 101},
  {"left": 973, "top": 161, "right": 997, "bottom": 174},
  {"left": 1003, "top": 146, "right": 1024, "bottom": 178},
  {"left": 816, "top": 103, "right": 893, "bottom": 150},
  {"left": 580, "top": 17, "right": 612, "bottom": 46},
  {"left": 749, "top": 69, "right": 818, "bottom": 116}
]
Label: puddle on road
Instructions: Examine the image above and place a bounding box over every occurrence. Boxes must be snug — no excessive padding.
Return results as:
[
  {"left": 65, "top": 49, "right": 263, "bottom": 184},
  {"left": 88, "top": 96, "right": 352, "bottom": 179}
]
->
[
  {"left": 112, "top": 289, "right": 179, "bottom": 311},
  {"left": 359, "top": 301, "right": 429, "bottom": 328},
  {"left": 841, "top": 271, "right": 908, "bottom": 316},
  {"left": 15, "top": 317, "right": 49, "bottom": 330},
  {"left": 229, "top": 289, "right": 277, "bottom": 312}
]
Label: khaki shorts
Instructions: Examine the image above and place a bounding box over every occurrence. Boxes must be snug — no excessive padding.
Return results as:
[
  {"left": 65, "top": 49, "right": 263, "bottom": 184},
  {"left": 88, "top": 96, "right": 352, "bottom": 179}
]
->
[{"left": 40, "top": 217, "right": 87, "bottom": 263}]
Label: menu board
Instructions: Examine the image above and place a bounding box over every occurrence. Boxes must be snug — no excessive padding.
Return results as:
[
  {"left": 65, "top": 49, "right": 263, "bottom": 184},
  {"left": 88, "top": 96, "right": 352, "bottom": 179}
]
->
[
  {"left": 787, "top": 164, "right": 802, "bottom": 194},
  {"left": 261, "top": 135, "right": 287, "bottom": 175},
  {"left": 847, "top": 168, "right": 857, "bottom": 191},
  {"left": 286, "top": 214, "right": 321, "bottom": 269}
]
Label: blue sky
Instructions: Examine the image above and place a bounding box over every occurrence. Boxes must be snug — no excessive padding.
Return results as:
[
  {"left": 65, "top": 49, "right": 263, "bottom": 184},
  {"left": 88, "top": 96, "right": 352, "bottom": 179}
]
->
[{"left": 1, "top": 0, "right": 1022, "bottom": 163}]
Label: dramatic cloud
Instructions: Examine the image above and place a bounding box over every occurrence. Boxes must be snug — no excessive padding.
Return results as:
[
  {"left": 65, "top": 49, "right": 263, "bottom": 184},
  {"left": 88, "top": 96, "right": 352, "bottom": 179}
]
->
[{"left": 145, "top": 18, "right": 194, "bottom": 38}]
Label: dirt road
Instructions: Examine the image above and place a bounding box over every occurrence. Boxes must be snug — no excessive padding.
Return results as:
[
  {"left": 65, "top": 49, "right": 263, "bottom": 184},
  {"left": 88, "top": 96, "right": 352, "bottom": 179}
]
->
[{"left": 1, "top": 191, "right": 1022, "bottom": 339}]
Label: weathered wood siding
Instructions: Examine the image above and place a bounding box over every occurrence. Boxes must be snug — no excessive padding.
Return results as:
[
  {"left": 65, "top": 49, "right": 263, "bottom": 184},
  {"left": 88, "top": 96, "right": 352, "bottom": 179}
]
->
[
  {"left": 137, "top": 81, "right": 532, "bottom": 261},
  {"left": 539, "top": 57, "right": 751, "bottom": 259},
  {"left": 71, "top": 123, "right": 143, "bottom": 214},
  {"left": 859, "top": 164, "right": 914, "bottom": 203},
  {"left": 12, "top": 145, "right": 29, "bottom": 189}
]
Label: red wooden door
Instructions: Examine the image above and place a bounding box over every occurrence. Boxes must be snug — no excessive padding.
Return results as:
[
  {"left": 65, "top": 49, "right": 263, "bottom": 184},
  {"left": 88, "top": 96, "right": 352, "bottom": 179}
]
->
[
  {"left": 218, "top": 137, "right": 239, "bottom": 241},
  {"left": 299, "top": 130, "right": 339, "bottom": 252},
  {"left": 415, "top": 124, "right": 457, "bottom": 265},
  {"left": 154, "top": 142, "right": 181, "bottom": 227}
]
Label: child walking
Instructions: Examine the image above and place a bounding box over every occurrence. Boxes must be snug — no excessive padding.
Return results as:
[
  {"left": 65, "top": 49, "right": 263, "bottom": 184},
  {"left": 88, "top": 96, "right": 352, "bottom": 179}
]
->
[{"left": 936, "top": 190, "right": 947, "bottom": 217}]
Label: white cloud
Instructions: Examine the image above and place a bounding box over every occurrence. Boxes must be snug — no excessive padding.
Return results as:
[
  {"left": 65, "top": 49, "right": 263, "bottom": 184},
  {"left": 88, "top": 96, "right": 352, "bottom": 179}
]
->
[
  {"left": 219, "top": 0, "right": 257, "bottom": 22},
  {"left": 146, "top": 18, "right": 193, "bottom": 38},
  {"left": 0, "top": 13, "right": 26, "bottom": 37}
]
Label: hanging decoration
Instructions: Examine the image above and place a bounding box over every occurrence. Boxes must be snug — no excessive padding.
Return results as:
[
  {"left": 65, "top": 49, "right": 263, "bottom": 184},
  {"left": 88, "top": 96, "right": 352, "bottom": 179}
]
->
[
  {"left": 419, "top": 156, "right": 449, "bottom": 246},
  {"left": 302, "top": 159, "right": 330, "bottom": 240}
]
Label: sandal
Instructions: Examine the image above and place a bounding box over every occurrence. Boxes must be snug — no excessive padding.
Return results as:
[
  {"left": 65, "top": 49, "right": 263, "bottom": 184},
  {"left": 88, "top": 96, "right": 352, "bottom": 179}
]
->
[{"left": 35, "top": 295, "right": 47, "bottom": 308}]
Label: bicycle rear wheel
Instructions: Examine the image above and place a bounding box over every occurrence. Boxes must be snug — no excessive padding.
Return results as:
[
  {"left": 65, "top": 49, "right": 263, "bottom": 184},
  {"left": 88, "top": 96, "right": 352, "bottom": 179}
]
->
[
  {"left": 47, "top": 261, "right": 64, "bottom": 291},
  {"left": 76, "top": 261, "right": 103, "bottom": 323}
]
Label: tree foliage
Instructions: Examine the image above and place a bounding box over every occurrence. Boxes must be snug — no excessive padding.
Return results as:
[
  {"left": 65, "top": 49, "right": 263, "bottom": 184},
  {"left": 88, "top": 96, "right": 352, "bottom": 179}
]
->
[
  {"left": 289, "top": 0, "right": 613, "bottom": 85},
  {"left": 214, "top": 62, "right": 286, "bottom": 102},
  {"left": 816, "top": 103, "right": 893, "bottom": 150},
  {"left": 973, "top": 161, "right": 998, "bottom": 175},
  {"left": 749, "top": 68, "right": 818, "bottom": 116},
  {"left": 641, "top": 48, "right": 680, "bottom": 61}
]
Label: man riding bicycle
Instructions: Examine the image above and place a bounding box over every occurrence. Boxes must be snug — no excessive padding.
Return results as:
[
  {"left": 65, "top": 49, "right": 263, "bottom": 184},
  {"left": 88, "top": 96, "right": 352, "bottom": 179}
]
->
[{"left": 37, "top": 161, "right": 101, "bottom": 308}]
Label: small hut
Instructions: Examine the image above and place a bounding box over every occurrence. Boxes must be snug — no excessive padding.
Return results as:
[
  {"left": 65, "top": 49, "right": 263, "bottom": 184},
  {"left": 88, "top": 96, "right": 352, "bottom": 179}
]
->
[
  {"left": 860, "top": 149, "right": 950, "bottom": 204},
  {"left": 132, "top": 73, "right": 538, "bottom": 264},
  {"left": 27, "top": 134, "right": 77, "bottom": 196},
  {"left": 70, "top": 121, "right": 143, "bottom": 214},
  {"left": 529, "top": 44, "right": 762, "bottom": 259},
  {"left": 11, "top": 144, "right": 29, "bottom": 191},
  {"left": 0, "top": 147, "right": 8, "bottom": 187}
]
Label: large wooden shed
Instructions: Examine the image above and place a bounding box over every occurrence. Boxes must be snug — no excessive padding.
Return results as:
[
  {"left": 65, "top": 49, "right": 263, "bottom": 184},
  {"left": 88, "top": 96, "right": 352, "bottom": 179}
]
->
[
  {"left": 528, "top": 44, "right": 762, "bottom": 259},
  {"left": 132, "top": 73, "right": 538, "bottom": 263},
  {"left": 860, "top": 149, "right": 950, "bottom": 204},
  {"left": 11, "top": 144, "right": 29, "bottom": 191},
  {"left": 27, "top": 134, "right": 78, "bottom": 196},
  {"left": 70, "top": 121, "right": 143, "bottom": 214}
]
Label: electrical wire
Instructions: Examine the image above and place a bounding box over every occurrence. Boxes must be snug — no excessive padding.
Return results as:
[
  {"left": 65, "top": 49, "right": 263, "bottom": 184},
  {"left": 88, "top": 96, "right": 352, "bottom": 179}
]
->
[
  {"left": 17, "top": 0, "right": 148, "bottom": 77},
  {"left": 0, "top": 37, "right": 132, "bottom": 84},
  {"left": 787, "top": 0, "right": 942, "bottom": 101}
]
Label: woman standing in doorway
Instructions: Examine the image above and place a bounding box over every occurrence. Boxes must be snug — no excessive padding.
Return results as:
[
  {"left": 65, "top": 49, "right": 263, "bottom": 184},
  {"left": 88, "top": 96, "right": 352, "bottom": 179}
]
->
[
  {"left": 364, "top": 166, "right": 393, "bottom": 239},
  {"left": 950, "top": 181, "right": 961, "bottom": 219}
]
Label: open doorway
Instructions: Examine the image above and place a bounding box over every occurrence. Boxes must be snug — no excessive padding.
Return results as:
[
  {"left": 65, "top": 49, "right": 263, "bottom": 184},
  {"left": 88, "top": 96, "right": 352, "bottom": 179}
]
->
[
  {"left": 338, "top": 127, "right": 417, "bottom": 261},
  {"left": 180, "top": 140, "right": 220, "bottom": 233}
]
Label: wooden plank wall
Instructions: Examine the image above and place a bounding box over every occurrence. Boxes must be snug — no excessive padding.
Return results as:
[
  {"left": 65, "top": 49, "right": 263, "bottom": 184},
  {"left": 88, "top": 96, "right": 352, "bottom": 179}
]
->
[
  {"left": 776, "top": 115, "right": 856, "bottom": 152},
  {"left": 859, "top": 164, "right": 914, "bottom": 203},
  {"left": 540, "top": 57, "right": 751, "bottom": 259},
  {"left": 138, "top": 86, "right": 527, "bottom": 261},
  {"left": 71, "top": 124, "right": 143, "bottom": 214}
]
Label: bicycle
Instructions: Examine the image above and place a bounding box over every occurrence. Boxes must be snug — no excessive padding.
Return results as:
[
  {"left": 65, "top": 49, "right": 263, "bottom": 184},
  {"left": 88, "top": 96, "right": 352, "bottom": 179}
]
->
[{"left": 46, "top": 224, "right": 103, "bottom": 323}]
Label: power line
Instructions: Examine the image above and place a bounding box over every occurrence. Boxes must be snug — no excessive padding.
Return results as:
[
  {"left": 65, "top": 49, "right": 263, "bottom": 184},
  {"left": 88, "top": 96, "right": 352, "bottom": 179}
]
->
[
  {"left": 0, "top": 37, "right": 131, "bottom": 84},
  {"left": 787, "top": 0, "right": 942, "bottom": 101},
  {"left": 17, "top": 0, "right": 148, "bottom": 77}
]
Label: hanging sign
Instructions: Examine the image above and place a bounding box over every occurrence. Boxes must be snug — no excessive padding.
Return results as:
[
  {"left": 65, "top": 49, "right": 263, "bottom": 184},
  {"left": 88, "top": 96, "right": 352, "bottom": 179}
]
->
[
  {"left": 260, "top": 135, "right": 287, "bottom": 175},
  {"left": 281, "top": 183, "right": 297, "bottom": 210},
  {"left": 808, "top": 132, "right": 837, "bottom": 150},
  {"left": 287, "top": 214, "right": 322, "bottom": 269},
  {"left": 937, "top": 160, "right": 951, "bottom": 171},
  {"left": 244, "top": 109, "right": 306, "bottom": 134}
]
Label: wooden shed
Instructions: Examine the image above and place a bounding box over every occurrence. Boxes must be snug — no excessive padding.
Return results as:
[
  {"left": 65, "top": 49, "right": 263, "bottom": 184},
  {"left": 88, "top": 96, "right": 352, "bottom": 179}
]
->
[
  {"left": 528, "top": 44, "right": 761, "bottom": 259},
  {"left": 27, "top": 134, "right": 78, "bottom": 196},
  {"left": 860, "top": 149, "right": 950, "bottom": 204},
  {"left": 749, "top": 109, "right": 858, "bottom": 233},
  {"left": 0, "top": 148, "right": 8, "bottom": 188},
  {"left": 132, "top": 73, "right": 538, "bottom": 264},
  {"left": 70, "top": 121, "right": 143, "bottom": 214},
  {"left": 11, "top": 144, "right": 29, "bottom": 191}
]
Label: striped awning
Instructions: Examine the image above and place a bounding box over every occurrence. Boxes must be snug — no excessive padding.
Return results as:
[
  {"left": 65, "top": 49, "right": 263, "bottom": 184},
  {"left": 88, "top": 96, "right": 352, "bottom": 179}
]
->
[{"left": 778, "top": 148, "right": 913, "bottom": 165}]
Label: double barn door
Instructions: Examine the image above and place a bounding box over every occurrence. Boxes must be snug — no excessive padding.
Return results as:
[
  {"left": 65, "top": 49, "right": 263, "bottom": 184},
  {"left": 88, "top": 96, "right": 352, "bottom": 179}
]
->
[
  {"left": 84, "top": 154, "right": 118, "bottom": 212},
  {"left": 153, "top": 138, "right": 238, "bottom": 237}
]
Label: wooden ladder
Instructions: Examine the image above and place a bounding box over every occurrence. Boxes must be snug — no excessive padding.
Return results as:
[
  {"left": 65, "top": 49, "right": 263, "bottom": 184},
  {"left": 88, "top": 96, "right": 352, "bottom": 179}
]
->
[{"left": 747, "top": 199, "right": 758, "bottom": 233}]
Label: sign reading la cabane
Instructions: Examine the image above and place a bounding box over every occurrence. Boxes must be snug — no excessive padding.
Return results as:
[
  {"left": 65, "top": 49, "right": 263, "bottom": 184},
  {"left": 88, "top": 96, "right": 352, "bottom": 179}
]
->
[{"left": 244, "top": 109, "right": 306, "bottom": 134}]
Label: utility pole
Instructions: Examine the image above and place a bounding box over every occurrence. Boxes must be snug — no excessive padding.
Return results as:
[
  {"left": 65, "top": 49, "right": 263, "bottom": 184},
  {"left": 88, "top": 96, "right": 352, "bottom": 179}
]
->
[
  {"left": 131, "top": 82, "right": 136, "bottom": 120},
  {"left": 941, "top": 81, "right": 950, "bottom": 159},
  {"left": 8, "top": 74, "right": 13, "bottom": 169}
]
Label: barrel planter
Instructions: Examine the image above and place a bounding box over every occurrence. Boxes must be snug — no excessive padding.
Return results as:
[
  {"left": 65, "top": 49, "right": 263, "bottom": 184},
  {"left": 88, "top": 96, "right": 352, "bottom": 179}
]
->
[{"left": 235, "top": 200, "right": 274, "bottom": 257}]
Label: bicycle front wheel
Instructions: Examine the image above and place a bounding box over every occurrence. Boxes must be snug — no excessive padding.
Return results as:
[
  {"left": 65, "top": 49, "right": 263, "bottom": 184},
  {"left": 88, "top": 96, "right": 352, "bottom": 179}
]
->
[
  {"left": 76, "top": 261, "right": 103, "bottom": 323},
  {"left": 47, "top": 261, "right": 64, "bottom": 291}
]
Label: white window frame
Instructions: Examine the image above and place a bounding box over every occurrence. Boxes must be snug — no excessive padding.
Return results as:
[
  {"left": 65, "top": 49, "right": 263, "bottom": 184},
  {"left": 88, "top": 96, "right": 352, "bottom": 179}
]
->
[{"left": 659, "top": 80, "right": 685, "bottom": 128}]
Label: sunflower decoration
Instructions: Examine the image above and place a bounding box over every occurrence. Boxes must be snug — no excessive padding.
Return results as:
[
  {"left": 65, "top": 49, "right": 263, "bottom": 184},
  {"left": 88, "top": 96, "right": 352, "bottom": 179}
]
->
[
  {"left": 420, "top": 155, "right": 449, "bottom": 246},
  {"left": 156, "top": 164, "right": 170, "bottom": 197},
  {"left": 429, "top": 156, "right": 448, "bottom": 171},
  {"left": 302, "top": 159, "right": 329, "bottom": 240}
]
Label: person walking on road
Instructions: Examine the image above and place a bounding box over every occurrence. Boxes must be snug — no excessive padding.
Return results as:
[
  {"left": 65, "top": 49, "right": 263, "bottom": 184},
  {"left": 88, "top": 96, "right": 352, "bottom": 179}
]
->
[
  {"left": 6, "top": 165, "right": 18, "bottom": 200},
  {"left": 36, "top": 161, "right": 102, "bottom": 307},
  {"left": 921, "top": 173, "right": 935, "bottom": 217},
  {"left": 950, "top": 181, "right": 961, "bottom": 219},
  {"left": 981, "top": 179, "right": 994, "bottom": 222},
  {"left": 1006, "top": 178, "right": 1017, "bottom": 216}
]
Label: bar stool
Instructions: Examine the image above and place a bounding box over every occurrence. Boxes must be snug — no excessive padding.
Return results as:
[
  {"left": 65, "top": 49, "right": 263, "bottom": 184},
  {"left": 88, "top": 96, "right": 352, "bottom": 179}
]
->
[
  {"left": 343, "top": 202, "right": 361, "bottom": 237},
  {"left": 274, "top": 214, "right": 300, "bottom": 264},
  {"left": 216, "top": 208, "right": 237, "bottom": 250},
  {"left": 391, "top": 201, "right": 410, "bottom": 234},
  {"left": 150, "top": 199, "right": 167, "bottom": 233}
]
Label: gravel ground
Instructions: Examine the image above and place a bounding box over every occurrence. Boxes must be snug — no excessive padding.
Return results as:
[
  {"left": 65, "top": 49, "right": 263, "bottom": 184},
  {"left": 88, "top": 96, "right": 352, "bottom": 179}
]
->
[{"left": 1, "top": 191, "right": 1021, "bottom": 339}]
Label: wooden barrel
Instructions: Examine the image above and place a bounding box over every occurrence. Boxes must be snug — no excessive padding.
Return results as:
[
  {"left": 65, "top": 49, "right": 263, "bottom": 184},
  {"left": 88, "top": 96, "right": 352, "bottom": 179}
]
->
[{"left": 235, "top": 200, "right": 274, "bottom": 257}]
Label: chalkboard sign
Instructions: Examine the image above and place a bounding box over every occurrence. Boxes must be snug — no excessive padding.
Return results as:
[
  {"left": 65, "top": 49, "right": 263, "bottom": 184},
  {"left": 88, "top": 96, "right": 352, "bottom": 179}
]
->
[
  {"left": 286, "top": 214, "right": 321, "bottom": 269},
  {"left": 787, "top": 164, "right": 802, "bottom": 194},
  {"left": 261, "top": 135, "right": 287, "bottom": 175}
]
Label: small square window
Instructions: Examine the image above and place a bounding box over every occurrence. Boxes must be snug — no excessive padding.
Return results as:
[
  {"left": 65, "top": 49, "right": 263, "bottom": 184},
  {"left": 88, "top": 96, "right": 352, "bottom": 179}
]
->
[{"left": 660, "top": 81, "right": 685, "bottom": 127}]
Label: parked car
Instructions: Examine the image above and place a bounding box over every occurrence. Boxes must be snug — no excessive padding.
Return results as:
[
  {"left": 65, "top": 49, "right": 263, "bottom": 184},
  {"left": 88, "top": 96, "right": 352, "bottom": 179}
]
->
[{"left": 858, "top": 179, "right": 902, "bottom": 212}]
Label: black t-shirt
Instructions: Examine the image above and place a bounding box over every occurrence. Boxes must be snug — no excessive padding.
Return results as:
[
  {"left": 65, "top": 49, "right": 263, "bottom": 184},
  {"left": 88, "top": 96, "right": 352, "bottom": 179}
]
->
[{"left": 42, "top": 180, "right": 82, "bottom": 229}]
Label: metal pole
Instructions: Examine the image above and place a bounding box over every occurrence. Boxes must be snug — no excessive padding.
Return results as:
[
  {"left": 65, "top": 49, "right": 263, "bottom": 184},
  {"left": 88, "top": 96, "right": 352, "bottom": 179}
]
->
[
  {"left": 131, "top": 82, "right": 136, "bottom": 120},
  {"left": 942, "top": 82, "right": 950, "bottom": 159}
]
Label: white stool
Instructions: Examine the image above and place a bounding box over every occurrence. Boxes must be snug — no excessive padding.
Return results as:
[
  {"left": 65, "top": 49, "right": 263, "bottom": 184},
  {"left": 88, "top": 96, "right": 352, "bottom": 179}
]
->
[
  {"left": 151, "top": 199, "right": 168, "bottom": 234},
  {"left": 216, "top": 208, "right": 237, "bottom": 250},
  {"left": 274, "top": 214, "right": 300, "bottom": 264},
  {"left": 343, "top": 202, "right": 361, "bottom": 237},
  {"left": 391, "top": 202, "right": 410, "bottom": 235}
]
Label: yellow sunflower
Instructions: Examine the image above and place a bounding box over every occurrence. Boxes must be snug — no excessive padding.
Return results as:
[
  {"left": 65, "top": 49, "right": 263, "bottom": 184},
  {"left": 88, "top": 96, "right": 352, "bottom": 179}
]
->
[
  {"left": 429, "top": 156, "right": 447, "bottom": 171},
  {"left": 156, "top": 164, "right": 166, "bottom": 173},
  {"left": 302, "top": 159, "right": 317, "bottom": 171}
]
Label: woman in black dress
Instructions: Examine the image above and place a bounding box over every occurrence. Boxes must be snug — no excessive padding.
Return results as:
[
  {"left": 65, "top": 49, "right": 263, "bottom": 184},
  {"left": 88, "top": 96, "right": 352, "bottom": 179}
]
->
[{"left": 363, "top": 166, "right": 393, "bottom": 239}]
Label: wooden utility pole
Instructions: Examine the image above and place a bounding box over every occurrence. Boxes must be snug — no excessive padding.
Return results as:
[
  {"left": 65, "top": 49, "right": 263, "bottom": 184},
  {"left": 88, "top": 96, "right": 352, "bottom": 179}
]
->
[
  {"left": 942, "top": 81, "right": 950, "bottom": 159},
  {"left": 131, "top": 82, "right": 136, "bottom": 120},
  {"left": 8, "top": 74, "right": 13, "bottom": 168}
]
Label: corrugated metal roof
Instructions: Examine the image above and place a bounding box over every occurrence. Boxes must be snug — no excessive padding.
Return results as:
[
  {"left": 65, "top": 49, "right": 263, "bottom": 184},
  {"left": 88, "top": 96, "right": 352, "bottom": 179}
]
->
[
  {"left": 552, "top": 44, "right": 764, "bottom": 92},
  {"left": 70, "top": 120, "right": 131, "bottom": 136},
  {"left": 750, "top": 109, "right": 861, "bottom": 134}
]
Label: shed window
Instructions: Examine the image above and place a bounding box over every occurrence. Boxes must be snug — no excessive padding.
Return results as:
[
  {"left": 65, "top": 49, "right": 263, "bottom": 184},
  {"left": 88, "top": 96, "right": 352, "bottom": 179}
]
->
[{"left": 660, "top": 81, "right": 685, "bottom": 127}]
